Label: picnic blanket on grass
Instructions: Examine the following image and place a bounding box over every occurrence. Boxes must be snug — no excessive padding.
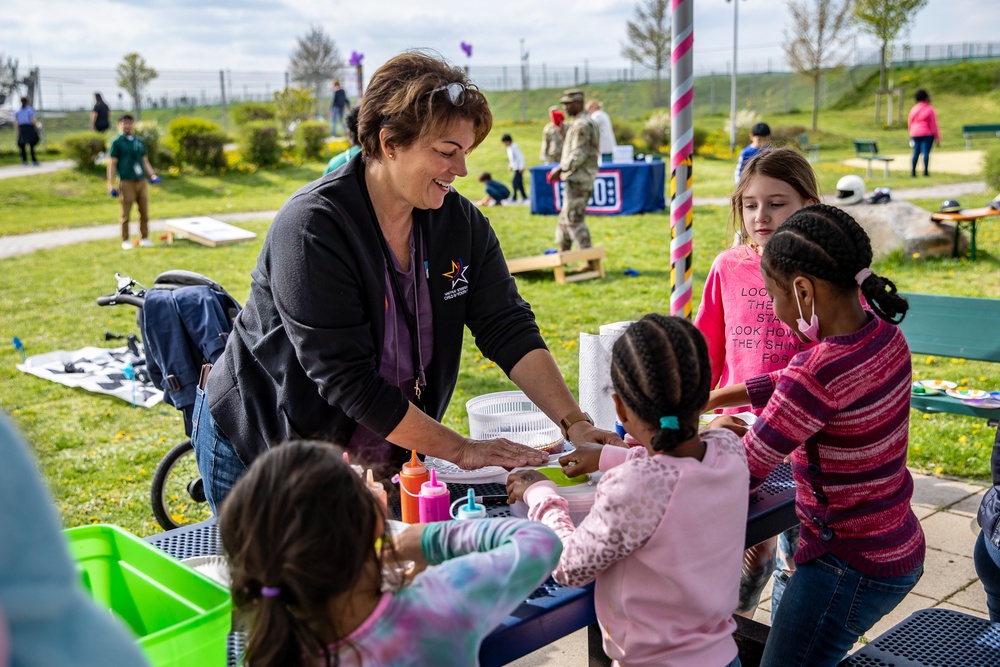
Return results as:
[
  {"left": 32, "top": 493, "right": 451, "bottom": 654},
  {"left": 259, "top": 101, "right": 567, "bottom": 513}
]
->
[{"left": 16, "top": 346, "right": 163, "bottom": 407}]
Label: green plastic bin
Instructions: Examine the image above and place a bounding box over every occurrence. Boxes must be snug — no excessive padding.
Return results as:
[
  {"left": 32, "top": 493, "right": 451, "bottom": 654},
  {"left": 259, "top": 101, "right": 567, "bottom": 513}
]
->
[{"left": 64, "top": 524, "right": 232, "bottom": 667}]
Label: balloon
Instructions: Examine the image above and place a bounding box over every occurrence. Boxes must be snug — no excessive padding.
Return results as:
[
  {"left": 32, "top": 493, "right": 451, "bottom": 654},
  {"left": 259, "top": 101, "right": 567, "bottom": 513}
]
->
[
  {"left": 349, "top": 51, "right": 364, "bottom": 67},
  {"left": 460, "top": 42, "right": 473, "bottom": 58}
]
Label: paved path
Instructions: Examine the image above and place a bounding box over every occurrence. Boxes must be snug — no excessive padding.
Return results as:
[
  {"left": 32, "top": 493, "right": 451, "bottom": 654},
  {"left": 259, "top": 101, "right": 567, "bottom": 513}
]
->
[
  {"left": 508, "top": 469, "right": 991, "bottom": 666},
  {"left": 0, "top": 210, "right": 278, "bottom": 259},
  {"left": 0, "top": 159, "right": 75, "bottom": 180},
  {"left": 844, "top": 149, "right": 986, "bottom": 177}
]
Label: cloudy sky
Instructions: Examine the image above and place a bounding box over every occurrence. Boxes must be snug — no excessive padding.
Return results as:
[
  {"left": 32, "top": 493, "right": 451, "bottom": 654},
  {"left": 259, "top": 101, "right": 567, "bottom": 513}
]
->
[{"left": 2, "top": 0, "right": 991, "bottom": 106}]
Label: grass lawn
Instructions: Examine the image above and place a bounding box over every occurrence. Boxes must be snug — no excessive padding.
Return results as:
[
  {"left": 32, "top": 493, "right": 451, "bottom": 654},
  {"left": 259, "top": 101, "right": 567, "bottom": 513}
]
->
[
  {"left": 3, "top": 196, "right": 1000, "bottom": 535},
  {"left": 4, "top": 59, "right": 1000, "bottom": 535}
]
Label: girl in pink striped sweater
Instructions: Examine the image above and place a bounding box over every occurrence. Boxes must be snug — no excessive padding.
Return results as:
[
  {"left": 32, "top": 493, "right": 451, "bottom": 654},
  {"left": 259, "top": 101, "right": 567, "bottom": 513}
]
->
[{"left": 709, "top": 204, "right": 925, "bottom": 667}]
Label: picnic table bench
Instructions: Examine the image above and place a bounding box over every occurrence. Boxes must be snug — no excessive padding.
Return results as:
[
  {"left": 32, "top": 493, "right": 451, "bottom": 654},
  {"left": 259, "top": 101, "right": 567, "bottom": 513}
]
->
[
  {"left": 853, "top": 140, "right": 895, "bottom": 177},
  {"left": 930, "top": 206, "right": 1000, "bottom": 260},
  {"left": 963, "top": 123, "right": 1000, "bottom": 150},
  {"left": 898, "top": 292, "right": 1000, "bottom": 424}
]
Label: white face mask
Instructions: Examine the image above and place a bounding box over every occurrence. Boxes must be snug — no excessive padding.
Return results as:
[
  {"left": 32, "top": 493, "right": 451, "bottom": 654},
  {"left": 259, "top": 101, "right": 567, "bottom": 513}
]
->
[{"left": 794, "top": 288, "right": 821, "bottom": 342}]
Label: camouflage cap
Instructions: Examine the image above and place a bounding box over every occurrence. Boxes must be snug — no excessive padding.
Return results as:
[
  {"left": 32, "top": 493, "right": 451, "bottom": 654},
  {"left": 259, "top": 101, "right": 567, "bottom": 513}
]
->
[{"left": 559, "top": 89, "right": 585, "bottom": 104}]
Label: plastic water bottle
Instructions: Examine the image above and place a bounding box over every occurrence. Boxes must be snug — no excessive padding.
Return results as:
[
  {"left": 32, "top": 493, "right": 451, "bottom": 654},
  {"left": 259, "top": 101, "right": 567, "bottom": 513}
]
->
[
  {"left": 418, "top": 469, "right": 450, "bottom": 523},
  {"left": 396, "top": 450, "right": 429, "bottom": 524},
  {"left": 366, "top": 468, "right": 387, "bottom": 509},
  {"left": 454, "top": 488, "right": 486, "bottom": 521}
]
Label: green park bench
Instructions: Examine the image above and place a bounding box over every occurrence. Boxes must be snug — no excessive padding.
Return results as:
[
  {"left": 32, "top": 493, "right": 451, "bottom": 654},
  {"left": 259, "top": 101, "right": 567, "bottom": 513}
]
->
[
  {"left": 798, "top": 134, "right": 821, "bottom": 162},
  {"left": 899, "top": 292, "right": 1000, "bottom": 424},
  {"left": 962, "top": 124, "right": 1000, "bottom": 150},
  {"left": 853, "top": 140, "right": 895, "bottom": 177}
]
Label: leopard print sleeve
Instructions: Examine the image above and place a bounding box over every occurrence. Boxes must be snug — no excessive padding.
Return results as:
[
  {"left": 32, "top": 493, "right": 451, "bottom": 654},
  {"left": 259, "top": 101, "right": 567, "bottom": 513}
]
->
[{"left": 534, "top": 452, "right": 678, "bottom": 588}]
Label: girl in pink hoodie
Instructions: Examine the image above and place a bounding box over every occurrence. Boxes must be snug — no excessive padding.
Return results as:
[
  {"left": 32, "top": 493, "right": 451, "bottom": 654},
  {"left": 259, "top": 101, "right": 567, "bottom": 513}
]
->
[
  {"left": 508, "top": 315, "right": 749, "bottom": 667},
  {"left": 908, "top": 89, "right": 941, "bottom": 177}
]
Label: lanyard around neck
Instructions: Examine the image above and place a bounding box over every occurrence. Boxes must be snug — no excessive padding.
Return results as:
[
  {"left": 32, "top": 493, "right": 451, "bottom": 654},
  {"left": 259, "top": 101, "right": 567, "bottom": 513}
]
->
[{"left": 357, "top": 165, "right": 426, "bottom": 407}]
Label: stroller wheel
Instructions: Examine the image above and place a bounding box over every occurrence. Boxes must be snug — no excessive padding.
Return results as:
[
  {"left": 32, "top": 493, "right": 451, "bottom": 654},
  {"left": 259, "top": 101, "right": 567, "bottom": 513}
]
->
[{"left": 151, "top": 438, "right": 211, "bottom": 531}]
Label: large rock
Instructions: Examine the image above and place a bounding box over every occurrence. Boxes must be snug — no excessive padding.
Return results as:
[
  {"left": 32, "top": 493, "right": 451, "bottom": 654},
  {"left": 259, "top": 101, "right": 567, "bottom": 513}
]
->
[{"left": 828, "top": 200, "right": 967, "bottom": 259}]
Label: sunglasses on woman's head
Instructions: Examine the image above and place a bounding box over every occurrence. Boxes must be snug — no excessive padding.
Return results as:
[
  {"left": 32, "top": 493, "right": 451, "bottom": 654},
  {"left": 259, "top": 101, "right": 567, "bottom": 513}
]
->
[{"left": 426, "top": 82, "right": 473, "bottom": 106}]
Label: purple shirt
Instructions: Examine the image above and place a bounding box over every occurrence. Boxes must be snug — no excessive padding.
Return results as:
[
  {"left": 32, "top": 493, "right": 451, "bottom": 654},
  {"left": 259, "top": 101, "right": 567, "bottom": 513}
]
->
[{"left": 348, "top": 226, "right": 434, "bottom": 467}]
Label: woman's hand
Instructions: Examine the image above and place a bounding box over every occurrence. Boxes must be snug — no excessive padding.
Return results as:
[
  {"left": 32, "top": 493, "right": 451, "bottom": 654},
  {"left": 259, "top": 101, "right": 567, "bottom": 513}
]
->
[
  {"left": 558, "top": 443, "right": 603, "bottom": 477},
  {"left": 567, "top": 422, "right": 624, "bottom": 449},
  {"left": 708, "top": 415, "right": 750, "bottom": 439},
  {"left": 453, "top": 437, "right": 548, "bottom": 471},
  {"left": 506, "top": 469, "right": 548, "bottom": 504}
]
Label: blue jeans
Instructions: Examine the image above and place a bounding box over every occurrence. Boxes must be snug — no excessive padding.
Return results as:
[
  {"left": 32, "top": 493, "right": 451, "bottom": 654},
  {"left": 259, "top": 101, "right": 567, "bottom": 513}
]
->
[
  {"left": 974, "top": 530, "right": 1000, "bottom": 621},
  {"left": 911, "top": 135, "right": 934, "bottom": 176},
  {"left": 191, "top": 387, "right": 247, "bottom": 514},
  {"left": 760, "top": 553, "right": 922, "bottom": 667},
  {"left": 331, "top": 106, "right": 346, "bottom": 136},
  {"left": 769, "top": 524, "right": 801, "bottom": 622}
]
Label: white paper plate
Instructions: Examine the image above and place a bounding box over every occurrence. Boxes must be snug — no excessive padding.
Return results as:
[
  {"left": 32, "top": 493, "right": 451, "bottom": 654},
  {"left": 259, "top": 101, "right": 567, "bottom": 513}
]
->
[
  {"left": 700, "top": 412, "right": 757, "bottom": 427},
  {"left": 424, "top": 457, "right": 509, "bottom": 484},
  {"left": 916, "top": 379, "right": 958, "bottom": 391},
  {"left": 182, "top": 555, "right": 231, "bottom": 586},
  {"left": 946, "top": 388, "right": 989, "bottom": 400}
]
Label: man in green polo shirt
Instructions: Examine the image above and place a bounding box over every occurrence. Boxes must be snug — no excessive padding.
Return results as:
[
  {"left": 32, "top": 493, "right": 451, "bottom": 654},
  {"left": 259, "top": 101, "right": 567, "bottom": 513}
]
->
[{"left": 107, "top": 114, "right": 158, "bottom": 250}]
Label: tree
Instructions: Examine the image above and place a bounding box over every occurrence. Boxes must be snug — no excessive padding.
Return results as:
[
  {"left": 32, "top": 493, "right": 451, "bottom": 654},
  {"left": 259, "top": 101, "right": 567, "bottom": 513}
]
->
[
  {"left": 288, "top": 25, "right": 345, "bottom": 117},
  {"left": 853, "top": 0, "right": 929, "bottom": 90},
  {"left": 620, "top": 0, "right": 671, "bottom": 107},
  {"left": 273, "top": 87, "right": 316, "bottom": 138},
  {"left": 784, "top": 0, "right": 854, "bottom": 131},
  {"left": 116, "top": 53, "right": 158, "bottom": 120},
  {"left": 0, "top": 55, "right": 19, "bottom": 106}
]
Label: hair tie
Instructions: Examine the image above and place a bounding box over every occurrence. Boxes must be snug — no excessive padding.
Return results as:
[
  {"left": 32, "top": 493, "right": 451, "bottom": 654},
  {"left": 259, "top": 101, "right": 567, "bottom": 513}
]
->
[
  {"left": 260, "top": 586, "right": 282, "bottom": 598},
  {"left": 854, "top": 268, "right": 874, "bottom": 286},
  {"left": 659, "top": 416, "right": 680, "bottom": 430}
]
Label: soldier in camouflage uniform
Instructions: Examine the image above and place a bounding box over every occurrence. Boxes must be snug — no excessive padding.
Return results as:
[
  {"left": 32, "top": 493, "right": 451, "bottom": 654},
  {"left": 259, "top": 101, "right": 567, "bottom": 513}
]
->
[
  {"left": 547, "top": 89, "right": 599, "bottom": 251},
  {"left": 540, "top": 105, "right": 566, "bottom": 164}
]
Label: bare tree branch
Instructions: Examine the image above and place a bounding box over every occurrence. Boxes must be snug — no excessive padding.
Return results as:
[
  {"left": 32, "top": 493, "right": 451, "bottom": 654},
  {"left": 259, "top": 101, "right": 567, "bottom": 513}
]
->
[
  {"left": 620, "top": 0, "right": 671, "bottom": 106},
  {"left": 289, "top": 25, "right": 346, "bottom": 116},
  {"left": 783, "top": 0, "right": 854, "bottom": 130}
]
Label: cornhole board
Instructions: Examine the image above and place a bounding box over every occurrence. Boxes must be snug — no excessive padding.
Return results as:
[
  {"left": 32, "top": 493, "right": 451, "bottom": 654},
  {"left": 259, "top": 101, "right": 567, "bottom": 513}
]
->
[
  {"left": 506, "top": 247, "right": 606, "bottom": 284},
  {"left": 164, "top": 217, "right": 257, "bottom": 247}
]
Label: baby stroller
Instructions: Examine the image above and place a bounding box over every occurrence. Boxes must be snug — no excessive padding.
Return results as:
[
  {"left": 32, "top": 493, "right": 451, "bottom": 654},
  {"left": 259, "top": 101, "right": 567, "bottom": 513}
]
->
[{"left": 97, "top": 270, "right": 241, "bottom": 530}]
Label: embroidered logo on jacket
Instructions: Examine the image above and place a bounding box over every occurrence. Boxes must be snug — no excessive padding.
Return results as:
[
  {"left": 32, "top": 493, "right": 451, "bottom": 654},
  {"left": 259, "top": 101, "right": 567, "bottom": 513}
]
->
[{"left": 442, "top": 259, "right": 470, "bottom": 301}]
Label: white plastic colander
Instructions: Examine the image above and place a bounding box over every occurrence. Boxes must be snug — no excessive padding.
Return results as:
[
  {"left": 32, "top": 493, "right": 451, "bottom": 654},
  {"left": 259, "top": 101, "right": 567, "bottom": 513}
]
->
[{"left": 466, "top": 391, "right": 563, "bottom": 450}]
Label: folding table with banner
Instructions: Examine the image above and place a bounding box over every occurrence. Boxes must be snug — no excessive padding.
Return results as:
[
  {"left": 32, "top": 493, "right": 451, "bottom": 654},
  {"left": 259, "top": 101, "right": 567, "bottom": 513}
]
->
[{"left": 529, "top": 161, "right": 666, "bottom": 216}]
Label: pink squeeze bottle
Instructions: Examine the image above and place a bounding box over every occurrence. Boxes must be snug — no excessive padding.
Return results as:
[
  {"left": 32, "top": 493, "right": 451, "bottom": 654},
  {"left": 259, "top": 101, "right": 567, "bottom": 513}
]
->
[{"left": 418, "top": 469, "right": 451, "bottom": 523}]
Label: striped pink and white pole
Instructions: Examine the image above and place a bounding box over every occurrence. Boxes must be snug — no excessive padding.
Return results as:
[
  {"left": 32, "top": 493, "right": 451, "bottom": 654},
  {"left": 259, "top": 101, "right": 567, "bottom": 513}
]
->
[{"left": 670, "top": 0, "right": 695, "bottom": 317}]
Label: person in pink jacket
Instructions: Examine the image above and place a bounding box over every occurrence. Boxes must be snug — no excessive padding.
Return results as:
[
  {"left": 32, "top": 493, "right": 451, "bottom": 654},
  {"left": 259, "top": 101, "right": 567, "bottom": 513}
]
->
[
  {"left": 508, "top": 315, "right": 749, "bottom": 667},
  {"left": 908, "top": 89, "right": 941, "bottom": 177},
  {"left": 693, "top": 148, "right": 820, "bottom": 618}
]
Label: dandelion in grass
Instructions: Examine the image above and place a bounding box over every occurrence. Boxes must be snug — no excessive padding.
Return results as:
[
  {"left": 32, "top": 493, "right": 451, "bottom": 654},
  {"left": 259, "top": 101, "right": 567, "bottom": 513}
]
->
[
  {"left": 925, "top": 356, "right": 935, "bottom": 365},
  {"left": 935, "top": 466, "right": 944, "bottom": 475},
  {"left": 959, "top": 436, "right": 967, "bottom": 444},
  {"left": 912, "top": 252, "right": 921, "bottom": 258},
  {"left": 922, "top": 414, "right": 931, "bottom": 419}
]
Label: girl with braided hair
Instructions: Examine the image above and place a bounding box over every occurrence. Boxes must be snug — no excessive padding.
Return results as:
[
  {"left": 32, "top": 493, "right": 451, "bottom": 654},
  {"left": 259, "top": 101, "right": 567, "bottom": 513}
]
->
[
  {"left": 708, "top": 204, "right": 925, "bottom": 667},
  {"left": 508, "top": 315, "right": 750, "bottom": 667},
  {"left": 695, "top": 147, "right": 820, "bottom": 618},
  {"left": 219, "top": 440, "right": 561, "bottom": 667}
]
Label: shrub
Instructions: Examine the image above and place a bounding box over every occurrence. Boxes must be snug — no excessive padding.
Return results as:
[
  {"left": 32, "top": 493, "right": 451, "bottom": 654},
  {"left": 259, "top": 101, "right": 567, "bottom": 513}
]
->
[
  {"left": 723, "top": 109, "right": 763, "bottom": 143},
  {"left": 641, "top": 111, "right": 671, "bottom": 153},
  {"left": 166, "top": 117, "right": 227, "bottom": 171},
  {"left": 273, "top": 87, "right": 315, "bottom": 137},
  {"left": 63, "top": 133, "right": 106, "bottom": 168},
  {"left": 133, "top": 120, "right": 170, "bottom": 167},
  {"left": 613, "top": 121, "right": 635, "bottom": 146},
  {"left": 240, "top": 121, "right": 282, "bottom": 167},
  {"left": 294, "top": 119, "right": 331, "bottom": 160},
  {"left": 771, "top": 125, "right": 808, "bottom": 149},
  {"left": 985, "top": 145, "right": 1000, "bottom": 192},
  {"left": 233, "top": 102, "right": 276, "bottom": 127},
  {"left": 692, "top": 127, "right": 709, "bottom": 155}
]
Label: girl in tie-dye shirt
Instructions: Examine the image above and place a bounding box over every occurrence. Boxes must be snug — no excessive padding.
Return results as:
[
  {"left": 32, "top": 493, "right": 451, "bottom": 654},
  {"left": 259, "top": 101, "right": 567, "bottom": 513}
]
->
[{"left": 220, "top": 440, "right": 561, "bottom": 667}]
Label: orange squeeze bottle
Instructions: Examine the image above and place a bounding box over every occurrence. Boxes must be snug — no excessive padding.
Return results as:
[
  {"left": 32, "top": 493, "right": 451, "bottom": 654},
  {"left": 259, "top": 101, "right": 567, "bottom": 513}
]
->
[{"left": 399, "top": 450, "right": 429, "bottom": 524}]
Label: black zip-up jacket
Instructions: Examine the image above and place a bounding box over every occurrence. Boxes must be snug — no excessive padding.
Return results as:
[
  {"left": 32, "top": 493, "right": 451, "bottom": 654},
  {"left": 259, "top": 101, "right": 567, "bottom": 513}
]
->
[{"left": 207, "top": 155, "right": 546, "bottom": 468}]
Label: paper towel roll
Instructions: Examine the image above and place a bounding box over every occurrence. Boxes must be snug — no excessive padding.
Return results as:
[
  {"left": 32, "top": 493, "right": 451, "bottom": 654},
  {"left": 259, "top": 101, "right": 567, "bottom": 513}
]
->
[{"left": 579, "top": 321, "right": 633, "bottom": 432}]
